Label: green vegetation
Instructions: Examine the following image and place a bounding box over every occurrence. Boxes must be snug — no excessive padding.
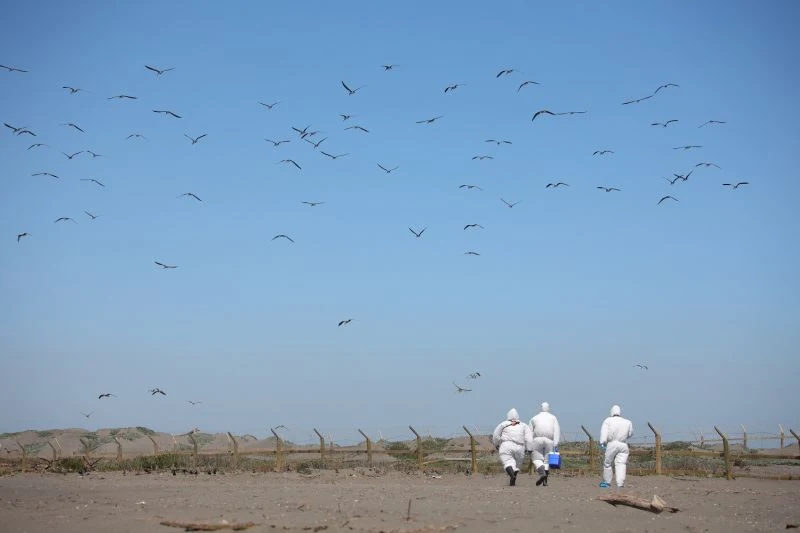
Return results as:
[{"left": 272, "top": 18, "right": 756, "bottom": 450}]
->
[
  {"left": 36, "top": 431, "right": 53, "bottom": 438},
  {"left": 136, "top": 426, "right": 156, "bottom": 436}
]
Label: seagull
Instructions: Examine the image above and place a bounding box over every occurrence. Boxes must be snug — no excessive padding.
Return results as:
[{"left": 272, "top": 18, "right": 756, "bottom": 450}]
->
[
  {"left": 98, "top": 393, "right": 115, "bottom": 399},
  {"left": 695, "top": 162, "right": 721, "bottom": 168},
  {"left": 259, "top": 101, "right": 280, "bottom": 109},
  {"left": 291, "top": 125, "right": 312, "bottom": 138},
  {"left": 62, "top": 151, "right": 84, "bottom": 159},
  {"left": 377, "top": 164, "right": 399, "bottom": 174},
  {"left": 61, "top": 123, "right": 85, "bottom": 133},
  {"left": 304, "top": 137, "right": 327, "bottom": 149},
  {"left": 416, "top": 116, "right": 443, "bottom": 124},
  {"left": 17, "top": 232, "right": 30, "bottom": 242},
  {"left": 4, "top": 122, "right": 28, "bottom": 134},
  {"left": 344, "top": 125, "right": 369, "bottom": 133},
  {"left": 459, "top": 184, "right": 483, "bottom": 190},
  {"left": 453, "top": 382, "right": 472, "bottom": 393},
  {"left": 145, "top": 65, "right": 175, "bottom": 76},
  {"left": 154, "top": 261, "right": 178, "bottom": 269},
  {"left": 463, "top": 224, "right": 484, "bottom": 230},
  {"left": 0, "top": 64, "right": 27, "bottom": 73},
  {"left": 184, "top": 133, "right": 207, "bottom": 145},
  {"left": 464, "top": 251, "right": 480, "bottom": 256},
  {"left": 408, "top": 227, "right": 426, "bottom": 238},
  {"left": 177, "top": 192, "right": 202, "bottom": 202},
  {"left": 153, "top": 110, "right": 181, "bottom": 118},
  {"left": 532, "top": 109, "right": 586, "bottom": 121},
  {"left": 339, "top": 114, "right": 356, "bottom": 121},
  {"left": 81, "top": 411, "right": 94, "bottom": 418},
  {"left": 517, "top": 80, "right": 539, "bottom": 92},
  {"left": 496, "top": 68, "right": 517, "bottom": 78},
  {"left": 338, "top": 318, "right": 352, "bottom": 327},
  {"left": 658, "top": 195, "right": 679, "bottom": 205},
  {"left": 54, "top": 217, "right": 76, "bottom": 223},
  {"left": 320, "top": 151, "right": 349, "bottom": 159},
  {"left": 15, "top": 128, "right": 36, "bottom": 136},
  {"left": 661, "top": 176, "right": 683, "bottom": 185},
  {"left": 485, "top": 139, "right": 512, "bottom": 145},
  {"left": 634, "top": 364, "right": 648, "bottom": 370},
  {"left": 651, "top": 120, "right": 678, "bottom": 127},
  {"left": 32, "top": 172, "right": 59, "bottom": 179},
  {"left": 108, "top": 94, "right": 137, "bottom": 100},
  {"left": 444, "top": 83, "right": 465, "bottom": 93},
  {"left": 699, "top": 120, "right": 726, "bottom": 128},
  {"left": 62, "top": 86, "right": 85, "bottom": 94},
  {"left": 126, "top": 133, "right": 147, "bottom": 140},
  {"left": 272, "top": 234, "right": 295, "bottom": 243},
  {"left": 149, "top": 388, "right": 166, "bottom": 396},
  {"left": 593, "top": 150, "right": 614, "bottom": 155},
  {"left": 472, "top": 155, "right": 493, "bottom": 160},
  {"left": 265, "top": 139, "right": 290, "bottom": 147},
  {"left": 80, "top": 178, "right": 105, "bottom": 187},
  {"left": 341, "top": 81, "right": 365, "bottom": 95},
  {"left": 673, "top": 145, "right": 702, "bottom": 150},
  {"left": 468, "top": 372, "right": 481, "bottom": 379},
  {"left": 27, "top": 143, "right": 47, "bottom": 150},
  {"left": 501, "top": 198, "right": 520, "bottom": 208},
  {"left": 722, "top": 182, "right": 749, "bottom": 189},
  {"left": 597, "top": 187, "right": 621, "bottom": 192},
  {"left": 621, "top": 94, "right": 654, "bottom": 105},
  {"left": 545, "top": 182, "right": 569, "bottom": 188},
  {"left": 301, "top": 201, "right": 325, "bottom": 207},
  {"left": 187, "top": 400, "right": 202, "bottom": 405},
  {"left": 674, "top": 170, "right": 693, "bottom": 181},
  {"left": 84, "top": 211, "right": 101, "bottom": 220},
  {"left": 382, "top": 64, "right": 398, "bottom": 71},
  {"left": 653, "top": 83, "right": 679, "bottom": 94},
  {"left": 279, "top": 159, "right": 301, "bottom": 169},
  {"left": 86, "top": 151, "right": 103, "bottom": 158}
]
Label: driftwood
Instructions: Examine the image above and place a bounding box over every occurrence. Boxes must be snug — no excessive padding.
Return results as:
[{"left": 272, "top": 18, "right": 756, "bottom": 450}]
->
[
  {"left": 597, "top": 493, "right": 680, "bottom": 514},
  {"left": 159, "top": 520, "right": 258, "bottom": 531}
]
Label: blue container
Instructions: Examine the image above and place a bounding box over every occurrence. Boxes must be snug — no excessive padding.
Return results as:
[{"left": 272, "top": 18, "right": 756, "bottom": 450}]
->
[{"left": 547, "top": 451, "right": 561, "bottom": 469}]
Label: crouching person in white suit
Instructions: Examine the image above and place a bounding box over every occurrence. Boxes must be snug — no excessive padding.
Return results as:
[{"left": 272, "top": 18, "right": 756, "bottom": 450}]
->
[
  {"left": 492, "top": 408, "right": 533, "bottom": 486},
  {"left": 599, "top": 404, "right": 633, "bottom": 488},
  {"left": 529, "top": 401, "right": 561, "bottom": 487}
]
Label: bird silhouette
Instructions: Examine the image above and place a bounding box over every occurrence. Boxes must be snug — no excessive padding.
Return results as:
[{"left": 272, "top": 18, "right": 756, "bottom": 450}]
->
[
  {"left": 338, "top": 319, "right": 352, "bottom": 327},
  {"left": 27, "top": 143, "right": 47, "bottom": 150},
  {"left": 653, "top": 83, "right": 679, "bottom": 94},
  {"left": 279, "top": 159, "right": 302, "bottom": 169},
  {"left": 658, "top": 195, "right": 679, "bottom": 205},
  {"left": 651, "top": 120, "right": 678, "bottom": 127},
  {"left": 265, "top": 139, "right": 290, "bottom": 147},
  {"left": 108, "top": 94, "right": 137, "bottom": 100},
  {"left": 545, "top": 182, "right": 569, "bottom": 188},
  {"left": 382, "top": 64, "right": 398, "bottom": 71},
  {"left": 54, "top": 217, "right": 76, "bottom": 223},
  {"left": 81, "top": 411, "right": 94, "bottom": 418},
  {"left": 339, "top": 114, "right": 356, "bottom": 121},
  {"left": 472, "top": 155, "right": 494, "bottom": 160},
  {"left": 153, "top": 110, "right": 182, "bottom": 118},
  {"left": 0, "top": 64, "right": 27, "bottom": 73},
  {"left": 304, "top": 137, "right": 327, "bottom": 149},
  {"left": 4, "top": 122, "right": 27, "bottom": 134},
  {"left": 621, "top": 94, "right": 654, "bottom": 105},
  {"left": 61, "top": 123, "right": 85, "bottom": 133},
  {"left": 463, "top": 224, "right": 484, "bottom": 230},
  {"left": 184, "top": 133, "right": 207, "bottom": 145},
  {"left": 98, "top": 393, "right": 115, "bottom": 399},
  {"left": 377, "top": 164, "right": 399, "bottom": 174},
  {"left": 145, "top": 65, "right": 174, "bottom": 75},
  {"left": 634, "top": 364, "right": 648, "bottom": 370},
  {"left": 517, "top": 80, "right": 539, "bottom": 92},
  {"left": 459, "top": 184, "right": 483, "bottom": 191},
  {"left": 272, "top": 234, "right": 295, "bottom": 243},
  {"left": 695, "top": 162, "right": 721, "bottom": 168},
  {"left": 62, "top": 151, "right": 84, "bottom": 159},
  {"left": 500, "top": 198, "right": 520, "bottom": 208},
  {"left": 32, "top": 172, "right": 59, "bottom": 179},
  {"left": 532, "top": 110, "right": 586, "bottom": 121},
  {"left": 496, "top": 68, "right": 517, "bottom": 77},
  {"left": 259, "top": 101, "right": 280, "bottom": 109},
  {"left": 444, "top": 83, "right": 465, "bottom": 93},
  {"left": 674, "top": 170, "right": 693, "bottom": 181},
  {"left": 301, "top": 201, "right": 325, "bottom": 207},
  {"left": 154, "top": 261, "right": 178, "bottom": 269},
  {"left": 187, "top": 400, "right": 202, "bottom": 405},
  {"left": 17, "top": 232, "right": 30, "bottom": 242},
  {"left": 80, "top": 178, "right": 105, "bottom": 187},
  {"left": 593, "top": 150, "right": 614, "bottom": 155},
  {"left": 722, "top": 182, "right": 749, "bottom": 189},
  {"left": 344, "top": 125, "right": 369, "bottom": 133},
  {"left": 464, "top": 251, "right": 480, "bottom": 256},
  {"left": 86, "top": 151, "right": 103, "bottom": 158},
  {"left": 126, "top": 133, "right": 147, "bottom": 140},
  {"left": 597, "top": 187, "right": 621, "bottom": 192},
  {"left": 84, "top": 211, "right": 101, "bottom": 220},
  {"left": 673, "top": 145, "right": 702, "bottom": 150},
  {"left": 178, "top": 192, "right": 202, "bottom": 202},
  {"left": 468, "top": 372, "right": 481, "bottom": 379},
  {"left": 661, "top": 176, "right": 683, "bottom": 186},
  {"left": 149, "top": 388, "right": 166, "bottom": 395},
  {"left": 453, "top": 382, "right": 472, "bottom": 393},
  {"left": 699, "top": 120, "right": 726, "bottom": 128},
  {"left": 62, "top": 86, "right": 85, "bottom": 94},
  {"left": 341, "top": 81, "right": 365, "bottom": 95},
  {"left": 320, "top": 151, "right": 348, "bottom": 159},
  {"left": 416, "top": 116, "right": 443, "bottom": 124},
  {"left": 409, "top": 227, "right": 426, "bottom": 238},
  {"left": 485, "top": 139, "right": 512, "bottom": 145}
]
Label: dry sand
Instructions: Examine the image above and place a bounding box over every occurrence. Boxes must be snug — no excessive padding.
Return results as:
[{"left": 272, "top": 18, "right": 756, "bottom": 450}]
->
[{"left": 1, "top": 469, "right": 799, "bottom": 533}]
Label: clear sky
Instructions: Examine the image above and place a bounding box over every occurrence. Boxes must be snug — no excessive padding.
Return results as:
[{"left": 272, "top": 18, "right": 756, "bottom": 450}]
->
[{"left": 1, "top": 1, "right": 798, "bottom": 446}]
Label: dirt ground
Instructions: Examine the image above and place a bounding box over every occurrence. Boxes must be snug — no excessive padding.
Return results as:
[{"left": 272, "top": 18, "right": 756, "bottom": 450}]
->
[{"left": 1, "top": 469, "right": 799, "bottom": 533}]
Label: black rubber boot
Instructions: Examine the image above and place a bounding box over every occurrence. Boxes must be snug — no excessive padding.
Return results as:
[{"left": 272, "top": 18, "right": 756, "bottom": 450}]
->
[
  {"left": 543, "top": 470, "right": 549, "bottom": 486},
  {"left": 505, "top": 466, "right": 517, "bottom": 486},
  {"left": 536, "top": 465, "right": 547, "bottom": 486}
]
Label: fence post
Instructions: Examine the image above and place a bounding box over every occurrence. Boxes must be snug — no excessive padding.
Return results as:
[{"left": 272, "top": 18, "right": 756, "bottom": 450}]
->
[
  {"left": 714, "top": 426, "right": 732, "bottom": 480},
  {"left": 271, "top": 429, "right": 284, "bottom": 472},
  {"left": 790, "top": 429, "right": 800, "bottom": 454},
  {"left": 188, "top": 433, "right": 198, "bottom": 468},
  {"left": 700, "top": 432, "right": 704, "bottom": 448},
  {"left": 226, "top": 432, "right": 239, "bottom": 469},
  {"left": 358, "top": 429, "right": 373, "bottom": 467},
  {"left": 53, "top": 438, "right": 62, "bottom": 459},
  {"left": 462, "top": 426, "right": 477, "bottom": 475},
  {"left": 16, "top": 440, "right": 27, "bottom": 471},
  {"left": 313, "top": 428, "right": 325, "bottom": 463},
  {"left": 147, "top": 435, "right": 160, "bottom": 456},
  {"left": 113, "top": 436, "right": 123, "bottom": 462},
  {"left": 409, "top": 426, "right": 423, "bottom": 472},
  {"left": 46, "top": 440, "right": 58, "bottom": 462},
  {"left": 741, "top": 425, "right": 747, "bottom": 450},
  {"left": 647, "top": 422, "right": 662, "bottom": 475},
  {"left": 779, "top": 425, "right": 785, "bottom": 449},
  {"left": 581, "top": 425, "right": 597, "bottom": 474}
]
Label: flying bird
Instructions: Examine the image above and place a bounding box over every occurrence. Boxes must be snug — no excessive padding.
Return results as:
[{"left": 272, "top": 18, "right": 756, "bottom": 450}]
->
[
  {"left": 597, "top": 187, "right": 621, "bottom": 192},
  {"left": 377, "top": 164, "right": 399, "bottom": 174},
  {"left": 272, "top": 234, "right": 295, "bottom": 243},
  {"left": 62, "top": 151, "right": 84, "bottom": 159},
  {"left": 496, "top": 68, "right": 517, "bottom": 78},
  {"left": 699, "top": 120, "right": 726, "bottom": 128},
  {"left": 32, "top": 172, "right": 59, "bottom": 179},
  {"left": 154, "top": 261, "right": 178, "bottom": 269},
  {"left": 54, "top": 217, "right": 76, "bottom": 223},
  {"left": 464, "top": 251, "right": 480, "bottom": 256},
  {"left": 292, "top": 125, "right": 312, "bottom": 138},
  {"left": 187, "top": 400, "right": 202, "bottom": 405},
  {"left": 339, "top": 114, "right": 356, "bottom": 121},
  {"left": 344, "top": 125, "right": 369, "bottom": 133},
  {"left": 27, "top": 143, "right": 47, "bottom": 150},
  {"left": 304, "top": 137, "right": 327, "bottom": 149},
  {"left": 486, "top": 139, "right": 512, "bottom": 145},
  {"left": 0, "top": 64, "right": 27, "bottom": 73},
  {"left": 532, "top": 109, "right": 586, "bottom": 121},
  {"left": 722, "top": 182, "right": 749, "bottom": 189},
  {"left": 320, "top": 151, "right": 348, "bottom": 159},
  {"left": 593, "top": 150, "right": 614, "bottom": 155},
  {"left": 279, "top": 159, "right": 301, "bottom": 169},
  {"left": 673, "top": 145, "right": 702, "bottom": 150},
  {"left": 259, "top": 101, "right": 280, "bottom": 109},
  {"left": 61, "top": 123, "right": 85, "bottom": 133},
  {"left": 80, "top": 178, "right": 105, "bottom": 187},
  {"left": 98, "top": 393, "right": 115, "bottom": 399},
  {"left": 126, "top": 133, "right": 146, "bottom": 140},
  {"left": 86, "top": 151, "right": 103, "bottom": 158},
  {"left": 184, "top": 133, "right": 207, "bottom": 145},
  {"left": 4, "top": 122, "right": 26, "bottom": 134},
  {"left": 661, "top": 176, "right": 683, "bottom": 186},
  {"left": 84, "top": 211, "right": 101, "bottom": 220},
  {"left": 15, "top": 128, "right": 36, "bottom": 136},
  {"left": 341, "top": 81, "right": 364, "bottom": 95},
  {"left": 153, "top": 110, "right": 182, "bottom": 118},
  {"left": 81, "top": 411, "right": 94, "bottom": 418},
  {"left": 62, "top": 86, "right": 85, "bottom": 94},
  {"left": 653, "top": 83, "right": 679, "bottom": 94},
  {"left": 108, "top": 94, "right": 137, "bottom": 100},
  {"left": 382, "top": 64, "right": 398, "bottom": 71},
  {"left": 145, "top": 65, "right": 174, "bottom": 76},
  {"left": 17, "top": 232, "right": 29, "bottom": 242},
  {"left": 517, "top": 80, "right": 539, "bottom": 92},
  {"left": 621, "top": 94, "right": 654, "bottom": 105},
  {"left": 338, "top": 318, "right": 352, "bottom": 327},
  {"left": 658, "top": 195, "right": 679, "bottom": 205},
  {"left": 472, "top": 155, "right": 493, "bottom": 160},
  {"left": 634, "top": 364, "right": 648, "bottom": 370},
  {"left": 651, "top": 120, "right": 678, "bottom": 127},
  {"left": 695, "top": 162, "right": 721, "bottom": 168},
  {"left": 463, "top": 224, "right": 484, "bottom": 230},
  {"left": 673, "top": 170, "right": 693, "bottom": 181},
  {"left": 468, "top": 372, "right": 481, "bottom": 379},
  {"left": 416, "top": 116, "right": 443, "bottom": 124},
  {"left": 178, "top": 192, "right": 202, "bottom": 201},
  {"left": 444, "top": 83, "right": 465, "bottom": 93},
  {"left": 453, "top": 382, "right": 472, "bottom": 393},
  {"left": 265, "top": 139, "right": 290, "bottom": 147},
  {"left": 500, "top": 198, "right": 520, "bottom": 208},
  {"left": 459, "top": 184, "right": 482, "bottom": 190},
  {"left": 301, "top": 201, "right": 324, "bottom": 207},
  {"left": 545, "top": 182, "right": 569, "bottom": 188},
  {"left": 408, "top": 227, "right": 426, "bottom": 238},
  {"left": 149, "top": 388, "right": 166, "bottom": 395}
]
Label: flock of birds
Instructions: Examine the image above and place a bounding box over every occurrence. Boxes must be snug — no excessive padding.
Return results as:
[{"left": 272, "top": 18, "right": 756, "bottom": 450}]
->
[{"left": 4, "top": 57, "right": 744, "bottom": 423}]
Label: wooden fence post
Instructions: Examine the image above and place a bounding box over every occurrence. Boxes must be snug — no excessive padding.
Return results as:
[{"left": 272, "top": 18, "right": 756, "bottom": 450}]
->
[
  {"left": 16, "top": 440, "right": 27, "bottom": 471},
  {"left": 779, "top": 425, "right": 785, "bottom": 449},
  {"left": 271, "top": 429, "right": 284, "bottom": 472},
  {"left": 46, "top": 441, "right": 58, "bottom": 462},
  {"left": 187, "top": 433, "right": 198, "bottom": 467},
  {"left": 358, "top": 429, "right": 373, "bottom": 467},
  {"left": 714, "top": 426, "right": 732, "bottom": 480},
  {"left": 581, "top": 425, "right": 597, "bottom": 474},
  {"left": 409, "top": 426, "right": 423, "bottom": 472},
  {"left": 227, "top": 432, "right": 239, "bottom": 468},
  {"left": 647, "top": 422, "right": 662, "bottom": 475},
  {"left": 113, "top": 436, "right": 123, "bottom": 462},
  {"left": 313, "top": 428, "right": 325, "bottom": 464},
  {"left": 463, "top": 426, "right": 477, "bottom": 475},
  {"left": 700, "top": 432, "right": 704, "bottom": 448},
  {"left": 790, "top": 429, "right": 800, "bottom": 454},
  {"left": 147, "top": 435, "right": 160, "bottom": 456},
  {"left": 741, "top": 425, "right": 747, "bottom": 450}
]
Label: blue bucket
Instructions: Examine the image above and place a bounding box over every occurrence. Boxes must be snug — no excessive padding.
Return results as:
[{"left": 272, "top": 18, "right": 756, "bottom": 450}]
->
[{"left": 547, "top": 451, "right": 561, "bottom": 469}]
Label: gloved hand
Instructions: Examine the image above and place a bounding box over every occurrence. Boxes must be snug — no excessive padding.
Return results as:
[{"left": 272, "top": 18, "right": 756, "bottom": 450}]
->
[
  {"left": 599, "top": 443, "right": 606, "bottom": 451},
  {"left": 554, "top": 446, "right": 559, "bottom": 453}
]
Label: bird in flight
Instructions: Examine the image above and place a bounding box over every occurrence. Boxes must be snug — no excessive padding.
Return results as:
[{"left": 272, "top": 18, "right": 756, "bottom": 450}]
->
[
  {"left": 15, "top": 128, "right": 36, "bottom": 136},
  {"left": 453, "top": 382, "right": 472, "bottom": 393},
  {"left": 4, "top": 122, "right": 25, "bottom": 133},
  {"left": 320, "top": 151, "right": 349, "bottom": 160},
  {"left": 463, "top": 224, "right": 484, "bottom": 230},
  {"left": 653, "top": 83, "right": 679, "bottom": 94},
  {"left": 597, "top": 187, "right": 621, "bottom": 192},
  {"left": 62, "top": 151, "right": 84, "bottom": 159},
  {"left": 444, "top": 83, "right": 465, "bottom": 93},
  {"left": 145, "top": 65, "right": 174, "bottom": 76},
  {"left": 673, "top": 145, "right": 702, "bottom": 150},
  {"left": 344, "top": 125, "right": 369, "bottom": 133},
  {"left": 472, "top": 155, "right": 493, "bottom": 160},
  {"left": 486, "top": 139, "right": 512, "bottom": 145},
  {"left": 532, "top": 109, "right": 586, "bottom": 121},
  {"left": 0, "top": 64, "right": 27, "bottom": 73},
  {"left": 32, "top": 172, "right": 59, "bottom": 179},
  {"left": 658, "top": 195, "right": 679, "bottom": 205},
  {"left": 302, "top": 201, "right": 325, "bottom": 207},
  {"left": 459, "top": 184, "right": 482, "bottom": 191},
  {"left": 292, "top": 125, "right": 312, "bottom": 138},
  {"left": 695, "top": 162, "right": 721, "bottom": 168},
  {"left": 545, "top": 182, "right": 569, "bottom": 188},
  {"left": 722, "top": 182, "right": 749, "bottom": 189},
  {"left": 651, "top": 120, "right": 678, "bottom": 128},
  {"left": 633, "top": 364, "right": 648, "bottom": 370},
  {"left": 108, "top": 94, "right": 137, "bottom": 100},
  {"left": 259, "top": 101, "right": 280, "bottom": 109},
  {"left": 272, "top": 234, "right": 295, "bottom": 243},
  {"left": 341, "top": 81, "right": 365, "bottom": 95},
  {"left": 416, "top": 116, "right": 443, "bottom": 124},
  {"left": 184, "top": 133, "right": 207, "bottom": 145},
  {"left": 673, "top": 170, "right": 693, "bottom": 182},
  {"left": 265, "top": 138, "right": 290, "bottom": 147},
  {"left": 80, "top": 178, "right": 105, "bottom": 187},
  {"left": 81, "top": 411, "right": 94, "bottom": 418},
  {"left": 468, "top": 372, "right": 481, "bottom": 379},
  {"left": 409, "top": 227, "right": 426, "bottom": 238},
  {"left": 126, "top": 133, "right": 147, "bottom": 140},
  {"left": 154, "top": 261, "right": 178, "bottom": 269},
  {"left": 279, "top": 159, "right": 301, "bottom": 169},
  {"left": 149, "top": 388, "right": 166, "bottom": 396},
  {"left": 699, "top": 120, "right": 726, "bottom": 128},
  {"left": 338, "top": 318, "right": 352, "bottom": 327},
  {"left": 496, "top": 68, "right": 517, "bottom": 78},
  {"left": 86, "top": 151, "right": 103, "bottom": 158},
  {"left": 339, "top": 114, "right": 356, "bottom": 121},
  {"left": 98, "top": 393, "right": 115, "bottom": 399},
  {"left": 377, "top": 164, "right": 399, "bottom": 174},
  {"left": 61, "top": 123, "right": 85, "bottom": 133},
  {"left": 178, "top": 192, "right": 202, "bottom": 202},
  {"left": 593, "top": 150, "right": 614, "bottom": 156},
  {"left": 464, "top": 251, "right": 480, "bottom": 256},
  {"left": 305, "top": 137, "right": 327, "bottom": 149},
  {"left": 54, "top": 217, "right": 76, "bottom": 223},
  {"left": 62, "top": 86, "right": 86, "bottom": 94},
  {"left": 187, "top": 400, "right": 202, "bottom": 405},
  {"left": 17, "top": 232, "right": 30, "bottom": 242},
  {"left": 621, "top": 94, "right": 654, "bottom": 105},
  {"left": 84, "top": 211, "right": 101, "bottom": 220},
  {"left": 661, "top": 176, "right": 683, "bottom": 186},
  {"left": 27, "top": 143, "right": 47, "bottom": 150},
  {"left": 382, "top": 64, "right": 398, "bottom": 71},
  {"left": 517, "top": 80, "right": 539, "bottom": 92},
  {"left": 153, "top": 110, "right": 182, "bottom": 118},
  {"left": 501, "top": 198, "right": 520, "bottom": 208}
]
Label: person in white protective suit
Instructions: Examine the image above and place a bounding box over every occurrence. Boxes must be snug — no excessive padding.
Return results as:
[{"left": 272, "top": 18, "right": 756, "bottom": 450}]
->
[
  {"left": 492, "top": 408, "right": 534, "bottom": 486},
  {"left": 599, "top": 405, "right": 633, "bottom": 488},
  {"left": 529, "top": 401, "right": 561, "bottom": 487}
]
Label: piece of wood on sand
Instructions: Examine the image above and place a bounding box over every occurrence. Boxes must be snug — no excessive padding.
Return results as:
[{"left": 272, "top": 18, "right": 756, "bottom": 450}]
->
[
  {"left": 597, "top": 493, "right": 680, "bottom": 514},
  {"left": 159, "top": 519, "right": 258, "bottom": 531}
]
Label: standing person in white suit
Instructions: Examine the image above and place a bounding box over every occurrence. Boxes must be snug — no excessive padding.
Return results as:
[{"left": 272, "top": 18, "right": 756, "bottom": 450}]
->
[
  {"left": 492, "top": 408, "right": 534, "bottom": 486},
  {"left": 529, "top": 401, "right": 561, "bottom": 486},
  {"left": 599, "top": 405, "right": 633, "bottom": 488}
]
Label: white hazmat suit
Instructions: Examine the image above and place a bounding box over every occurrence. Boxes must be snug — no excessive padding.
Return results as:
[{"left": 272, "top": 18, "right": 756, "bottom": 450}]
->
[
  {"left": 600, "top": 405, "right": 634, "bottom": 488},
  {"left": 492, "top": 408, "right": 534, "bottom": 485},
  {"left": 529, "top": 402, "right": 561, "bottom": 477}
]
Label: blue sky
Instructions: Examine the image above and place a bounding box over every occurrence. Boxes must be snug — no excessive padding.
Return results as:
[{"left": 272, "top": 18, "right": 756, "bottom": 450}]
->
[{"left": 1, "top": 1, "right": 798, "bottom": 446}]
